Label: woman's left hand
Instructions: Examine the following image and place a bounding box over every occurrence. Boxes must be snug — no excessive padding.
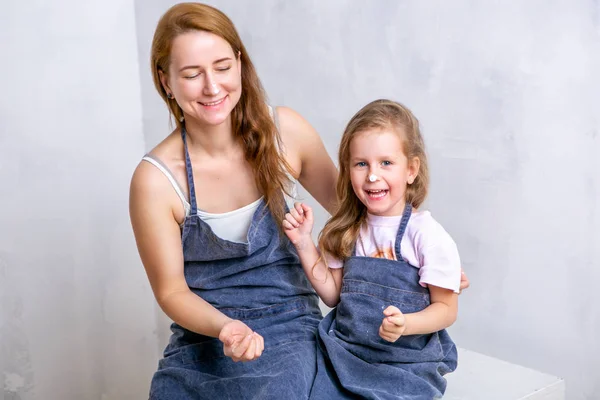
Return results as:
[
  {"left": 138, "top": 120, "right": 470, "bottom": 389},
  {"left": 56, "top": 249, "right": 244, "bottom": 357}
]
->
[{"left": 459, "top": 269, "right": 470, "bottom": 293}]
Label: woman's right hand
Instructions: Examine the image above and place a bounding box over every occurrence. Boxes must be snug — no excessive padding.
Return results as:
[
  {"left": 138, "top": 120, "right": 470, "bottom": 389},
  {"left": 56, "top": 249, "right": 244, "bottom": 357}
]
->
[{"left": 219, "top": 319, "right": 264, "bottom": 362}]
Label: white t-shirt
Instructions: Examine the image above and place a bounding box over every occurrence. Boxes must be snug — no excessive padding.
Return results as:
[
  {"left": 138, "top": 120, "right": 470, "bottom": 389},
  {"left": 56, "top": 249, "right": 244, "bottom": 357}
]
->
[{"left": 325, "top": 211, "right": 461, "bottom": 293}]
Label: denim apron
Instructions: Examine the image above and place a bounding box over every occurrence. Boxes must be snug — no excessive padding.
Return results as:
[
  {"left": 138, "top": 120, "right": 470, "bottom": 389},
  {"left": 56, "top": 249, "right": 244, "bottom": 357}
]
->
[
  {"left": 149, "top": 126, "right": 322, "bottom": 400},
  {"left": 309, "top": 204, "right": 457, "bottom": 400}
]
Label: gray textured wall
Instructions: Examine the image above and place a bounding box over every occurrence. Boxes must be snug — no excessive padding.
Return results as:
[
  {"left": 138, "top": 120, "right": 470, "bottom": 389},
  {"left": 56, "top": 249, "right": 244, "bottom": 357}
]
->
[
  {"left": 1, "top": 1, "right": 160, "bottom": 399},
  {"left": 2, "top": 0, "right": 599, "bottom": 399},
  {"left": 135, "top": 1, "right": 600, "bottom": 399}
]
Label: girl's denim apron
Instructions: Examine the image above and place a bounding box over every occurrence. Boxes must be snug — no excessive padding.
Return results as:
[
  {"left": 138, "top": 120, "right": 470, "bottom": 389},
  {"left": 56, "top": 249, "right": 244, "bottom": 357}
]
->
[
  {"left": 149, "top": 127, "right": 322, "bottom": 399},
  {"left": 309, "top": 204, "right": 457, "bottom": 400}
]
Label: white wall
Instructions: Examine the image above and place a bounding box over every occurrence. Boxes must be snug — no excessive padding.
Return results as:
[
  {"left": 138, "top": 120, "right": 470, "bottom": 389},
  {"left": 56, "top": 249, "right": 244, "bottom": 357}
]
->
[
  {"left": 1, "top": 1, "right": 160, "bottom": 399},
  {"left": 136, "top": 1, "right": 600, "bottom": 399},
  {"left": 2, "top": 1, "right": 598, "bottom": 399}
]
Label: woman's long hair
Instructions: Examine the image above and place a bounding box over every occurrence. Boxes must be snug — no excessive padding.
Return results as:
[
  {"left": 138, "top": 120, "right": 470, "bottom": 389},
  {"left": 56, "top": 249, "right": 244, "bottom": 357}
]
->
[{"left": 150, "top": 3, "right": 293, "bottom": 227}]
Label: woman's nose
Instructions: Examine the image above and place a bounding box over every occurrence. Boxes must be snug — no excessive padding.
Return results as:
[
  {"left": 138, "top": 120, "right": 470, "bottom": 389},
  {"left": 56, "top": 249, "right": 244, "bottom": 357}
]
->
[{"left": 203, "top": 75, "right": 220, "bottom": 96}]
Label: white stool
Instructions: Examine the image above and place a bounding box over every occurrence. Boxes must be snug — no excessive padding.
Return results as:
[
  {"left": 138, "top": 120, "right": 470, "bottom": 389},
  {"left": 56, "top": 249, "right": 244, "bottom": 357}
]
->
[{"left": 444, "top": 348, "right": 565, "bottom": 399}]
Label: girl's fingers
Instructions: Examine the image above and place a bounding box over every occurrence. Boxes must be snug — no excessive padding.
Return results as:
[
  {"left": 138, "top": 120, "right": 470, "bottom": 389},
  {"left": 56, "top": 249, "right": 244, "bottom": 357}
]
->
[
  {"left": 241, "top": 334, "right": 257, "bottom": 361},
  {"left": 381, "top": 319, "right": 394, "bottom": 333},
  {"left": 289, "top": 207, "right": 303, "bottom": 224},
  {"left": 285, "top": 213, "right": 300, "bottom": 228},
  {"left": 301, "top": 203, "right": 313, "bottom": 222},
  {"left": 254, "top": 333, "right": 264, "bottom": 358},
  {"left": 381, "top": 318, "right": 404, "bottom": 333},
  {"left": 383, "top": 305, "right": 401, "bottom": 317},
  {"left": 386, "top": 315, "right": 405, "bottom": 327},
  {"left": 232, "top": 334, "right": 253, "bottom": 360},
  {"left": 282, "top": 219, "right": 294, "bottom": 230}
]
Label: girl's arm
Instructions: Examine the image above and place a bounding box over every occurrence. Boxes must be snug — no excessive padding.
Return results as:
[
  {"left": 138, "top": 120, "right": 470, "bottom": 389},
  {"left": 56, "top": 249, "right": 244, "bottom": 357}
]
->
[
  {"left": 283, "top": 203, "right": 343, "bottom": 307},
  {"left": 380, "top": 217, "right": 461, "bottom": 341},
  {"left": 380, "top": 287, "right": 458, "bottom": 341},
  {"left": 406, "top": 286, "right": 457, "bottom": 334},
  {"left": 129, "top": 161, "right": 263, "bottom": 361}
]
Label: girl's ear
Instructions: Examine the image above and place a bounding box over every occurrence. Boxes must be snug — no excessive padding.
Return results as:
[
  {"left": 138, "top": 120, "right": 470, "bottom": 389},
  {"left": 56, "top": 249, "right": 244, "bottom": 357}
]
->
[{"left": 407, "top": 157, "right": 420, "bottom": 184}]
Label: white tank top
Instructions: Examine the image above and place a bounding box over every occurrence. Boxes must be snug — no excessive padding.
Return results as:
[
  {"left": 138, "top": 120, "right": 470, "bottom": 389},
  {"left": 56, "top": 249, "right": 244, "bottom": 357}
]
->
[{"left": 142, "top": 106, "right": 296, "bottom": 243}]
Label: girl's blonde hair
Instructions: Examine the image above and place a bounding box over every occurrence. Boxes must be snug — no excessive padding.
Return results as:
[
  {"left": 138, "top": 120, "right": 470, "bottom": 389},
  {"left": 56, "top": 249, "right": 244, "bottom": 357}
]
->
[
  {"left": 318, "top": 99, "right": 429, "bottom": 261},
  {"left": 150, "top": 3, "right": 292, "bottom": 228}
]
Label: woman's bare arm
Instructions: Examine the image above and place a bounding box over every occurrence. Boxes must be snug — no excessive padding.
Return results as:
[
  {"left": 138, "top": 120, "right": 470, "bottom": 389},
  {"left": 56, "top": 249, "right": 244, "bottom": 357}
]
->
[
  {"left": 129, "top": 161, "right": 264, "bottom": 361},
  {"left": 276, "top": 106, "right": 338, "bottom": 214}
]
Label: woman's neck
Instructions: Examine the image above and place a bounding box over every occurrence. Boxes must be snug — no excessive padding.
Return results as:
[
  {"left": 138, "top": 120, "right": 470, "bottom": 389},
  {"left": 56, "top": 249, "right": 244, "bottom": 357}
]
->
[{"left": 183, "top": 116, "right": 238, "bottom": 158}]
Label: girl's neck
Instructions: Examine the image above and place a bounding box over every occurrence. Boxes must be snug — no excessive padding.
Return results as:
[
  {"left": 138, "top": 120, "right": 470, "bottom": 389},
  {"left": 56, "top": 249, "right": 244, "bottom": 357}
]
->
[
  {"left": 183, "top": 115, "right": 239, "bottom": 158},
  {"left": 365, "top": 203, "right": 417, "bottom": 222},
  {"left": 366, "top": 213, "right": 403, "bottom": 226}
]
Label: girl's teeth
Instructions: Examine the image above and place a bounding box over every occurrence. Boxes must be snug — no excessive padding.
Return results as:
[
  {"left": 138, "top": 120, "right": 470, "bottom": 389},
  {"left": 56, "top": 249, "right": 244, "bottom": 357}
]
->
[{"left": 367, "top": 190, "right": 386, "bottom": 198}]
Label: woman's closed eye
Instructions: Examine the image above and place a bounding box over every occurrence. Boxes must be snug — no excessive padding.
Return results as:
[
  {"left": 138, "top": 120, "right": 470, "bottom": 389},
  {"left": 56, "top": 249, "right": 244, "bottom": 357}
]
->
[{"left": 184, "top": 73, "right": 201, "bottom": 80}]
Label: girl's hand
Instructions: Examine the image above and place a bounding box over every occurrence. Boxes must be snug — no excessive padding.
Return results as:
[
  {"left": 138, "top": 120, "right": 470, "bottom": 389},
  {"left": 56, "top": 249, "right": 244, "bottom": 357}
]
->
[
  {"left": 282, "top": 202, "right": 314, "bottom": 249},
  {"left": 219, "top": 320, "right": 264, "bottom": 362},
  {"left": 379, "top": 305, "right": 406, "bottom": 342}
]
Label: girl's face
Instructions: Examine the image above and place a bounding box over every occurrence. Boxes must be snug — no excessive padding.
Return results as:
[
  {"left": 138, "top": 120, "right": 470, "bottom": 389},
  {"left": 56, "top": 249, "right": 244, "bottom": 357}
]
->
[
  {"left": 161, "top": 30, "right": 242, "bottom": 127},
  {"left": 349, "top": 129, "right": 419, "bottom": 216}
]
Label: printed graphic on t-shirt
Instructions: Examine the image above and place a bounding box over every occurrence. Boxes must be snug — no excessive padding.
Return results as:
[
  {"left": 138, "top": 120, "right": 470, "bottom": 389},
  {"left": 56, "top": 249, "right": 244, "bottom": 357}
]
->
[
  {"left": 359, "top": 232, "right": 397, "bottom": 261},
  {"left": 371, "top": 247, "right": 395, "bottom": 260}
]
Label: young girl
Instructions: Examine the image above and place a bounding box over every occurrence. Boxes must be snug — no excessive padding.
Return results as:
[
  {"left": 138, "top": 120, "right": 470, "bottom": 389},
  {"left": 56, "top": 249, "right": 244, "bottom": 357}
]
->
[{"left": 283, "top": 99, "right": 460, "bottom": 399}]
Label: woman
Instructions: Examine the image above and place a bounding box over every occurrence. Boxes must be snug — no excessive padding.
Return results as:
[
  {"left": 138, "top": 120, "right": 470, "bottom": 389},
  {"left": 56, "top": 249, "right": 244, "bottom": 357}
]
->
[
  {"left": 130, "top": 3, "right": 336, "bottom": 398},
  {"left": 129, "top": 3, "right": 469, "bottom": 399}
]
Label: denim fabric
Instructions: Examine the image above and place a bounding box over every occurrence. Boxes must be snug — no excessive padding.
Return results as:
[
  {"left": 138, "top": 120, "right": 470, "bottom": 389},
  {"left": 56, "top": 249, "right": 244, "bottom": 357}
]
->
[
  {"left": 309, "top": 203, "right": 457, "bottom": 400},
  {"left": 149, "top": 126, "right": 322, "bottom": 400}
]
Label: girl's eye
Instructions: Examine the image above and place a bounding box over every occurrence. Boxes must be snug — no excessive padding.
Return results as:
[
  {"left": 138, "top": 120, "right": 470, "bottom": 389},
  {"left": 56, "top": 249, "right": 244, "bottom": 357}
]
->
[
  {"left": 216, "top": 66, "right": 231, "bottom": 72},
  {"left": 382, "top": 160, "right": 392, "bottom": 166},
  {"left": 184, "top": 73, "right": 200, "bottom": 80},
  {"left": 355, "top": 162, "right": 367, "bottom": 167}
]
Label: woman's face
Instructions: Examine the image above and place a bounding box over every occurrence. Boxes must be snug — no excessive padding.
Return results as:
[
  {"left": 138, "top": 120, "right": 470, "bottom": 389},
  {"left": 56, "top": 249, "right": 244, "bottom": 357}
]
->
[{"left": 162, "top": 30, "right": 242, "bottom": 127}]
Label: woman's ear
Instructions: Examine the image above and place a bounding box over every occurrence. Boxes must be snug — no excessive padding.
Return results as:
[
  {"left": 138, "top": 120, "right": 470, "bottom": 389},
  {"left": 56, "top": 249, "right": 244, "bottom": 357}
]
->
[{"left": 158, "top": 69, "right": 172, "bottom": 98}]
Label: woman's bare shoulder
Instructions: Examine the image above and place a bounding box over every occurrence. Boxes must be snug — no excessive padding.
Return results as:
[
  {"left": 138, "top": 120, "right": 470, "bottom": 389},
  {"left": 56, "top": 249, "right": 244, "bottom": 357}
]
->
[{"left": 130, "top": 130, "right": 186, "bottom": 219}]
